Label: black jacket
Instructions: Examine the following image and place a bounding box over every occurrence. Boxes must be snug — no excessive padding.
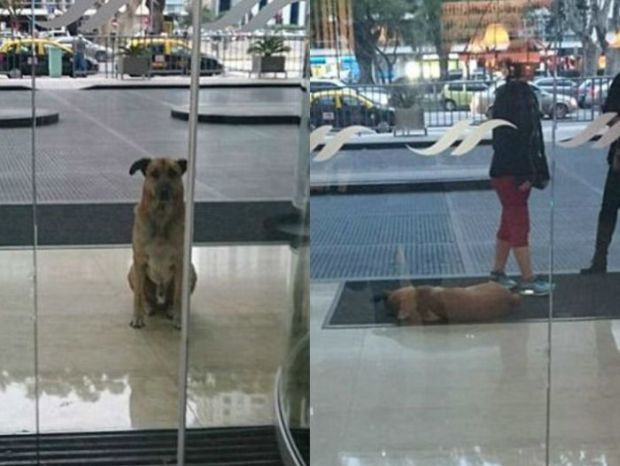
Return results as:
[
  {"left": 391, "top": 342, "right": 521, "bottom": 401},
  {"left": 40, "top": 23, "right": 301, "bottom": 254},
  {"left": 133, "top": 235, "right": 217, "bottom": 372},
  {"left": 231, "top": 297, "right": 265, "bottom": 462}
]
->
[
  {"left": 603, "top": 74, "right": 620, "bottom": 165},
  {"left": 490, "top": 80, "right": 545, "bottom": 183}
]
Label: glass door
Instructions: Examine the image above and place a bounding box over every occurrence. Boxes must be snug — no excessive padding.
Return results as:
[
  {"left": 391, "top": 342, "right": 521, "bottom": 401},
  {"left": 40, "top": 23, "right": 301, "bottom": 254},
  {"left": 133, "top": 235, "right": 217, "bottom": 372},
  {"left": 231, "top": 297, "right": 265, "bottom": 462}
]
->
[
  {"left": 310, "top": 0, "right": 553, "bottom": 464},
  {"left": 548, "top": 1, "right": 620, "bottom": 464},
  {"left": 177, "top": 0, "right": 310, "bottom": 464},
  {"left": 0, "top": 19, "right": 38, "bottom": 462}
]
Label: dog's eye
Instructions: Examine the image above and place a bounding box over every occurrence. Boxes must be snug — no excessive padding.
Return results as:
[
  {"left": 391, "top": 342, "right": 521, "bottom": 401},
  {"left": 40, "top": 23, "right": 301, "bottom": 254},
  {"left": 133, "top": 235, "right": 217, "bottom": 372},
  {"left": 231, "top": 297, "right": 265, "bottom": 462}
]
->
[
  {"left": 168, "top": 168, "right": 178, "bottom": 178},
  {"left": 150, "top": 170, "right": 160, "bottom": 179}
]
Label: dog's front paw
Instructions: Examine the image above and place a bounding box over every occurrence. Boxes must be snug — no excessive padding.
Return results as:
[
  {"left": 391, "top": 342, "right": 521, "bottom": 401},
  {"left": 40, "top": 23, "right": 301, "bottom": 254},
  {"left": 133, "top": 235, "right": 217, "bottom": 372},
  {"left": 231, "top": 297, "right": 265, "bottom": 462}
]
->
[
  {"left": 130, "top": 317, "right": 145, "bottom": 328},
  {"left": 173, "top": 314, "right": 182, "bottom": 330},
  {"left": 145, "top": 303, "right": 155, "bottom": 316}
]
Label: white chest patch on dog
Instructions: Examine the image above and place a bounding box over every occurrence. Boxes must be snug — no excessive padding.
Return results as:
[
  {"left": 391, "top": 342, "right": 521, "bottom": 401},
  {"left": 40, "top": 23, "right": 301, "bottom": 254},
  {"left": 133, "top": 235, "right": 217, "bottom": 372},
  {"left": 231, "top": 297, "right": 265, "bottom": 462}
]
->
[{"left": 144, "top": 240, "right": 177, "bottom": 303}]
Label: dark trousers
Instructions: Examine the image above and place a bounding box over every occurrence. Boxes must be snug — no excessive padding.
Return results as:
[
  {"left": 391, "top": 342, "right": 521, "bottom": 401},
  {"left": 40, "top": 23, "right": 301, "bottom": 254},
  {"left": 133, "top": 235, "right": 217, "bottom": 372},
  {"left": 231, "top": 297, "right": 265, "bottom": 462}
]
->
[{"left": 593, "top": 168, "right": 620, "bottom": 260}]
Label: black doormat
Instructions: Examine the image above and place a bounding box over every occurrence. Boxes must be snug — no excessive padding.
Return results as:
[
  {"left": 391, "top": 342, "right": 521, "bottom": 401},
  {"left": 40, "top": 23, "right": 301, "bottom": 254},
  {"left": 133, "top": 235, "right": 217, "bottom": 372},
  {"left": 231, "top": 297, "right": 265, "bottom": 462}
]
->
[
  {"left": 0, "top": 201, "right": 297, "bottom": 247},
  {"left": 325, "top": 273, "right": 620, "bottom": 328},
  {"left": 0, "top": 426, "right": 285, "bottom": 465}
]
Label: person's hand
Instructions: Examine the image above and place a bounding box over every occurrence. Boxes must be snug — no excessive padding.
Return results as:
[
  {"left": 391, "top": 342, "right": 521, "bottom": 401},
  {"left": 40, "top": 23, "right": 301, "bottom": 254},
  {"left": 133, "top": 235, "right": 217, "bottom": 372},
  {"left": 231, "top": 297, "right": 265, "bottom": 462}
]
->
[{"left": 518, "top": 181, "right": 532, "bottom": 191}]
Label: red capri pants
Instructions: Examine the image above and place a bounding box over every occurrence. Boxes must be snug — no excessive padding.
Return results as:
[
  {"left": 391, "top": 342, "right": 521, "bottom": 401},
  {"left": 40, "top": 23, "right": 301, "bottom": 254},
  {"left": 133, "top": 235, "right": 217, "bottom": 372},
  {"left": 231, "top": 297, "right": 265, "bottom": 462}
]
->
[{"left": 491, "top": 176, "right": 531, "bottom": 248}]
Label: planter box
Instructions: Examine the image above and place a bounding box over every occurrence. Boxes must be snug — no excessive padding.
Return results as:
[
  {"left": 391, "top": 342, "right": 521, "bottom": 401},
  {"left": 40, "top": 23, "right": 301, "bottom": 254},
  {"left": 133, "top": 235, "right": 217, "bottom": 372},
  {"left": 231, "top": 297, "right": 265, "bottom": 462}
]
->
[
  {"left": 118, "top": 56, "right": 151, "bottom": 77},
  {"left": 252, "top": 55, "right": 286, "bottom": 74},
  {"left": 394, "top": 106, "right": 427, "bottom": 136}
]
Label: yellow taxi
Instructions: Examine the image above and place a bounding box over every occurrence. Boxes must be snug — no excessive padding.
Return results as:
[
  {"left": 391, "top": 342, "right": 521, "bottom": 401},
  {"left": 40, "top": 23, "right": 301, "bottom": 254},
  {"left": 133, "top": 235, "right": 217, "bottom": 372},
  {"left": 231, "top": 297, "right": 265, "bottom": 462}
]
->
[
  {"left": 310, "top": 89, "right": 395, "bottom": 132},
  {"left": 0, "top": 38, "right": 97, "bottom": 77},
  {"left": 123, "top": 37, "right": 224, "bottom": 76}
]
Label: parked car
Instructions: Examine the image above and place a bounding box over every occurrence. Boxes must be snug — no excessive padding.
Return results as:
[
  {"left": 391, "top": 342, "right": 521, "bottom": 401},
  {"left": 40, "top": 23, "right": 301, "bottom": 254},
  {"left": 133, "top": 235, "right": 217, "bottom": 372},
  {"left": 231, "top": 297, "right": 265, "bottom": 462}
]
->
[
  {"left": 310, "top": 89, "right": 395, "bottom": 132},
  {"left": 355, "top": 84, "right": 391, "bottom": 106},
  {"left": 533, "top": 77, "right": 578, "bottom": 97},
  {"left": 447, "top": 69, "right": 491, "bottom": 82},
  {"left": 577, "top": 78, "right": 611, "bottom": 108},
  {"left": 0, "top": 38, "right": 98, "bottom": 77},
  {"left": 56, "top": 36, "right": 113, "bottom": 62},
  {"left": 123, "top": 38, "right": 224, "bottom": 76},
  {"left": 310, "top": 79, "right": 390, "bottom": 106},
  {"left": 471, "top": 81, "right": 578, "bottom": 119},
  {"left": 442, "top": 80, "right": 490, "bottom": 111},
  {"left": 309, "top": 78, "right": 347, "bottom": 92}
]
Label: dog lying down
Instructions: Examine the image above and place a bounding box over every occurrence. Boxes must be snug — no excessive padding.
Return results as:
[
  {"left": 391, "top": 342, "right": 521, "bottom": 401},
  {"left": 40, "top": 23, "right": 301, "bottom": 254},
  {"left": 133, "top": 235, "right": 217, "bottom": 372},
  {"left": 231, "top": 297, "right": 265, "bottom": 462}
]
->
[{"left": 383, "top": 281, "right": 521, "bottom": 325}]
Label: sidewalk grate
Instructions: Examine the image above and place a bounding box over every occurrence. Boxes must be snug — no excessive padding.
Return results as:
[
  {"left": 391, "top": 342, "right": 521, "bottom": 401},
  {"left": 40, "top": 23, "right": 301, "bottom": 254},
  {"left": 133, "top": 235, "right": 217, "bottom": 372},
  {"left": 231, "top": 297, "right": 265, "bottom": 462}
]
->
[{"left": 311, "top": 243, "right": 464, "bottom": 280}]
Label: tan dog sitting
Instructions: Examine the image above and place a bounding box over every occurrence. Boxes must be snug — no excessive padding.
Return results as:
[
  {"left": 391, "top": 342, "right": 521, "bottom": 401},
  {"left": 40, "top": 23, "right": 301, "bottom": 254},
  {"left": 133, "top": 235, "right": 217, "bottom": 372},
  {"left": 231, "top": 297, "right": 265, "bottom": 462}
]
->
[
  {"left": 385, "top": 281, "right": 520, "bottom": 325},
  {"left": 128, "top": 157, "right": 197, "bottom": 329}
]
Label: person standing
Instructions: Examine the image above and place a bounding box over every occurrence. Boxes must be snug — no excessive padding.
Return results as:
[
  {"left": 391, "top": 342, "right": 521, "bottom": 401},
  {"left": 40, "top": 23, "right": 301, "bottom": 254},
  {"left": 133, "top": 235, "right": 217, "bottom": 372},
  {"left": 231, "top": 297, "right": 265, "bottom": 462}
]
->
[
  {"left": 489, "top": 62, "right": 552, "bottom": 296},
  {"left": 74, "top": 34, "right": 87, "bottom": 75},
  {"left": 581, "top": 73, "right": 620, "bottom": 274}
]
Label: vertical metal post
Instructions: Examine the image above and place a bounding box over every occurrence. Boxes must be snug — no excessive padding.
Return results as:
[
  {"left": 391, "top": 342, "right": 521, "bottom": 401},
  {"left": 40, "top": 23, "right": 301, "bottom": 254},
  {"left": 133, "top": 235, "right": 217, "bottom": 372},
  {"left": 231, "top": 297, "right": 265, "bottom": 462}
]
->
[
  {"left": 545, "top": 2, "right": 562, "bottom": 465},
  {"left": 176, "top": 0, "right": 202, "bottom": 463},
  {"left": 293, "top": 5, "right": 310, "bottom": 211},
  {"left": 29, "top": 1, "right": 40, "bottom": 464}
]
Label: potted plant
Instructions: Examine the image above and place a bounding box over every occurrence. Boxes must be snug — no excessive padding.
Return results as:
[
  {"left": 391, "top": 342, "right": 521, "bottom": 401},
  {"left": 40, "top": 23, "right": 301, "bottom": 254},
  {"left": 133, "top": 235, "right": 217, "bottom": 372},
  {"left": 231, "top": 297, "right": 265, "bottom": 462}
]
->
[
  {"left": 117, "top": 43, "right": 151, "bottom": 78},
  {"left": 247, "top": 36, "right": 291, "bottom": 75},
  {"left": 390, "top": 85, "right": 427, "bottom": 136}
]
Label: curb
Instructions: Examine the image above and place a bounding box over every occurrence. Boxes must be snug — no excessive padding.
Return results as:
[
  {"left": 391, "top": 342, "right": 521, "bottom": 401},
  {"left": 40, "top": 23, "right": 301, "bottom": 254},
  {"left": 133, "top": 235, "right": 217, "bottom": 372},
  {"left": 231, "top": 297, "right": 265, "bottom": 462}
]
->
[
  {"left": 0, "top": 85, "right": 30, "bottom": 91},
  {"left": 310, "top": 178, "right": 491, "bottom": 195},
  {"left": 314, "top": 138, "right": 493, "bottom": 151},
  {"left": 170, "top": 107, "right": 301, "bottom": 125},
  {"left": 0, "top": 109, "right": 60, "bottom": 128},
  {"left": 0, "top": 80, "right": 305, "bottom": 91},
  {"left": 83, "top": 81, "right": 305, "bottom": 90}
]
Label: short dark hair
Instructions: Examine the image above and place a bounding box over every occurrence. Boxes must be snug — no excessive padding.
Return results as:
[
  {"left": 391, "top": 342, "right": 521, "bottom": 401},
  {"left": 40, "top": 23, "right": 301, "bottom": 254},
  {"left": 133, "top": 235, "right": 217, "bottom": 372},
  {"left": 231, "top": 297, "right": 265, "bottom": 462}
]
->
[{"left": 604, "top": 73, "right": 620, "bottom": 113}]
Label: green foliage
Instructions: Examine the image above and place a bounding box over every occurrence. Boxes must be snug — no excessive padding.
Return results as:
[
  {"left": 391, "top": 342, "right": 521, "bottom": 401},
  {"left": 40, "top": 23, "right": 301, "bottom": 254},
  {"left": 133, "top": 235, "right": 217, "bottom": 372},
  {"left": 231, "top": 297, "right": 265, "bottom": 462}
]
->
[
  {"left": 119, "top": 43, "right": 152, "bottom": 58},
  {"left": 247, "top": 37, "right": 291, "bottom": 56},
  {"left": 389, "top": 85, "right": 422, "bottom": 108},
  {"left": 180, "top": 5, "right": 215, "bottom": 29}
]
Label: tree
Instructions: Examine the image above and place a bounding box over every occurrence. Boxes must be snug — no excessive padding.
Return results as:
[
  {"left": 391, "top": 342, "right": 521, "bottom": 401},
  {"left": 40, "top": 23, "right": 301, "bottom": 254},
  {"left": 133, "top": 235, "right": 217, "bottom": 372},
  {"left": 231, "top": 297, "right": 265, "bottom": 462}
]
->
[
  {"left": 563, "top": 0, "right": 614, "bottom": 76},
  {"left": 0, "top": 0, "right": 23, "bottom": 35},
  {"left": 605, "top": 0, "right": 620, "bottom": 75},
  {"left": 180, "top": 4, "right": 215, "bottom": 30},
  {"left": 413, "top": 0, "right": 449, "bottom": 80},
  {"left": 149, "top": 0, "right": 165, "bottom": 34},
  {"left": 351, "top": 0, "right": 417, "bottom": 83}
]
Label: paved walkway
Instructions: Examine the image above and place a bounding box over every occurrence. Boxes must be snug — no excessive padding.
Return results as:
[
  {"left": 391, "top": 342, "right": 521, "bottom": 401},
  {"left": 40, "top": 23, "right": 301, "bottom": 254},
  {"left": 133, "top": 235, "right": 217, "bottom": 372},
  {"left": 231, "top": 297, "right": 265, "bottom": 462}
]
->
[
  {"left": 0, "top": 74, "right": 303, "bottom": 90},
  {"left": 0, "top": 87, "right": 302, "bottom": 204},
  {"left": 310, "top": 142, "right": 616, "bottom": 279}
]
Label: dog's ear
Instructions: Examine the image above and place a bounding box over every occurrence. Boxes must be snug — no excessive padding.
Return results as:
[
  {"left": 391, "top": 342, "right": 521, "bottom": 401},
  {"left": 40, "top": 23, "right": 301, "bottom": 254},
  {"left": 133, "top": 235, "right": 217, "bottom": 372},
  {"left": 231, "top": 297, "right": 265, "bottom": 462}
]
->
[
  {"left": 372, "top": 290, "right": 390, "bottom": 303},
  {"left": 176, "top": 159, "right": 188, "bottom": 175},
  {"left": 129, "top": 158, "right": 151, "bottom": 176}
]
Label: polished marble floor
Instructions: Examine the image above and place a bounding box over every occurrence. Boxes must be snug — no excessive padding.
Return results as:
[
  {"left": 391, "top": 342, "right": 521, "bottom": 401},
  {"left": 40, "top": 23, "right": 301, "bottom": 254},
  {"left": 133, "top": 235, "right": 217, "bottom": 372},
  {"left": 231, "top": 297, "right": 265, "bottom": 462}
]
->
[
  {"left": 0, "top": 245, "right": 292, "bottom": 434},
  {"left": 310, "top": 282, "right": 620, "bottom": 466}
]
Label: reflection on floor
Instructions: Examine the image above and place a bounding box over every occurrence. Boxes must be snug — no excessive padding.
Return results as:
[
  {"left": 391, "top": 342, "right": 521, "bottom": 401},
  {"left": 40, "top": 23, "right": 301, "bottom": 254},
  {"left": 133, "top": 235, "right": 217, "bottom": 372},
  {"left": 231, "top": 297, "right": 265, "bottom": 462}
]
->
[
  {"left": 311, "top": 282, "right": 620, "bottom": 466},
  {"left": 0, "top": 245, "right": 291, "bottom": 434}
]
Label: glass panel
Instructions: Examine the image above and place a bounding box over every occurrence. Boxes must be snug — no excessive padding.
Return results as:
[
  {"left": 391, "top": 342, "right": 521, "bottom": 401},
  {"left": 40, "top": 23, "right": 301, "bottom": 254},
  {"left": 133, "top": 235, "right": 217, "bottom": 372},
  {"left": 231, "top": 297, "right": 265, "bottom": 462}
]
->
[
  {"left": 181, "top": 4, "right": 309, "bottom": 465},
  {"left": 310, "top": 0, "right": 552, "bottom": 464},
  {"left": 548, "top": 0, "right": 620, "bottom": 463},
  {"left": 26, "top": 25, "right": 199, "bottom": 465},
  {"left": 0, "top": 23, "right": 37, "bottom": 449}
]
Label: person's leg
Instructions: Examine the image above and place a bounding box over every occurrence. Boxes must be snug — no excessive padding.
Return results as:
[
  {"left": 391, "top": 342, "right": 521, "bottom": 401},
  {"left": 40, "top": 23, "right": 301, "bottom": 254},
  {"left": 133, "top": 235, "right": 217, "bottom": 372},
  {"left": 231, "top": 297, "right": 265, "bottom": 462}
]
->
[
  {"left": 513, "top": 246, "right": 534, "bottom": 281},
  {"left": 582, "top": 168, "right": 620, "bottom": 273},
  {"left": 508, "top": 188, "right": 533, "bottom": 280},
  {"left": 490, "top": 177, "right": 518, "bottom": 288},
  {"left": 510, "top": 190, "right": 552, "bottom": 295},
  {"left": 493, "top": 239, "right": 511, "bottom": 273}
]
